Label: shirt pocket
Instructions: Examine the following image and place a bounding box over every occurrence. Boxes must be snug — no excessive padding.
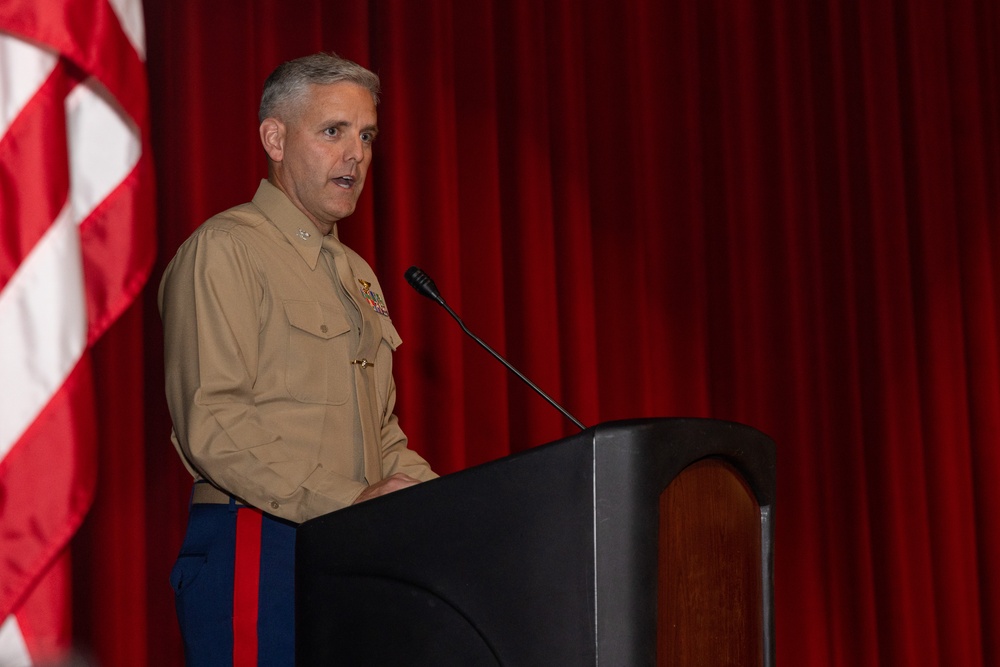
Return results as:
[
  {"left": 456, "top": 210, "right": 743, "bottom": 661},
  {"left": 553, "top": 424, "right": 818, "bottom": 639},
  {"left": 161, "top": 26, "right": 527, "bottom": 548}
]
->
[{"left": 283, "top": 300, "right": 353, "bottom": 405}]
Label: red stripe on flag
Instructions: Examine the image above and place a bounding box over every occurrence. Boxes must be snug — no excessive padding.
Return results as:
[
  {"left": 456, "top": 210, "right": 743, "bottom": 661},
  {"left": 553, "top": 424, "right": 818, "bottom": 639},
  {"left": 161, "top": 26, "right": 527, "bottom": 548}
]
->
[
  {"left": 233, "top": 508, "right": 263, "bottom": 667},
  {"left": 0, "top": 62, "right": 71, "bottom": 291},
  {"left": 11, "top": 550, "right": 72, "bottom": 664},
  {"left": 0, "top": 355, "right": 97, "bottom": 619},
  {"left": 78, "top": 155, "right": 156, "bottom": 343}
]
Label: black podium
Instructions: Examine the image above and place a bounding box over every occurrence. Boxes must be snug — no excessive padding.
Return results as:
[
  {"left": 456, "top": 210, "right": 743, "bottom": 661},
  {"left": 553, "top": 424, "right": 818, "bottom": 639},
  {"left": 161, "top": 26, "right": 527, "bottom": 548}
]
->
[{"left": 296, "top": 418, "right": 775, "bottom": 666}]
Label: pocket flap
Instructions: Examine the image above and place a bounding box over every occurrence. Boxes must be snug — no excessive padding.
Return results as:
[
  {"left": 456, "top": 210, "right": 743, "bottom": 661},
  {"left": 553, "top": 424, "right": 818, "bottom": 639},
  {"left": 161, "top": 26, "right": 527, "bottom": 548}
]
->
[
  {"left": 283, "top": 300, "right": 351, "bottom": 340},
  {"left": 381, "top": 318, "right": 403, "bottom": 350}
]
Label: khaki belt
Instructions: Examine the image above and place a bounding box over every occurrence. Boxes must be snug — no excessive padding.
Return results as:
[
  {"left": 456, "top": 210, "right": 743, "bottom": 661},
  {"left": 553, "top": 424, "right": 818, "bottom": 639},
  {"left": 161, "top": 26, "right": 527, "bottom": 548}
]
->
[{"left": 191, "top": 482, "right": 245, "bottom": 506}]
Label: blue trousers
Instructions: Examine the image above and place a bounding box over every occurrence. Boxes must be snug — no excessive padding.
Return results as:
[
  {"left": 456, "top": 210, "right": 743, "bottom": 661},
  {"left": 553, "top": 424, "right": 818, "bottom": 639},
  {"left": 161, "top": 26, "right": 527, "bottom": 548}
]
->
[{"left": 170, "top": 497, "right": 296, "bottom": 666}]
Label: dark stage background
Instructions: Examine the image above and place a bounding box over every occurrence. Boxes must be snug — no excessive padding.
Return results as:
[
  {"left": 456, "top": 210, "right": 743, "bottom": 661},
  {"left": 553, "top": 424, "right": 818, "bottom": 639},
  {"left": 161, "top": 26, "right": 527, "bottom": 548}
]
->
[{"left": 71, "top": 0, "right": 1000, "bottom": 664}]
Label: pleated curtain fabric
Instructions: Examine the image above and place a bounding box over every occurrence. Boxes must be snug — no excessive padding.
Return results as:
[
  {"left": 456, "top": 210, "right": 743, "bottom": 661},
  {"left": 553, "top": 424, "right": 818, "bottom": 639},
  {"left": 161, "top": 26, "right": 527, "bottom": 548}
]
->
[{"left": 51, "top": 0, "right": 1000, "bottom": 664}]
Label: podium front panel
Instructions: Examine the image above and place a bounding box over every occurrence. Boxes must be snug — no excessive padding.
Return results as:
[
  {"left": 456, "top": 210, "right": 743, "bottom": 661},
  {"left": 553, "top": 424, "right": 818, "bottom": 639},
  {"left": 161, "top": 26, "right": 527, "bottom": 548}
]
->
[{"left": 296, "top": 418, "right": 775, "bottom": 666}]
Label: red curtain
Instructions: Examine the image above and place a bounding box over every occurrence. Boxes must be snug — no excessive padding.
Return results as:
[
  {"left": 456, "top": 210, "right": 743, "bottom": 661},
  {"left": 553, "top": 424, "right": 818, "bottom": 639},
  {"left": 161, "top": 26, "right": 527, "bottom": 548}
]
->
[{"left": 71, "top": 0, "right": 1000, "bottom": 664}]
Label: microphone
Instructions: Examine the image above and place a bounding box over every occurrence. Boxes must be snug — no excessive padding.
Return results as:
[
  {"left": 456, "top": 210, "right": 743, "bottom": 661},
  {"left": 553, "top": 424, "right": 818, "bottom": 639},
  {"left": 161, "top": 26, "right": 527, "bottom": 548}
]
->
[
  {"left": 404, "top": 266, "right": 586, "bottom": 431},
  {"left": 404, "top": 265, "right": 446, "bottom": 306}
]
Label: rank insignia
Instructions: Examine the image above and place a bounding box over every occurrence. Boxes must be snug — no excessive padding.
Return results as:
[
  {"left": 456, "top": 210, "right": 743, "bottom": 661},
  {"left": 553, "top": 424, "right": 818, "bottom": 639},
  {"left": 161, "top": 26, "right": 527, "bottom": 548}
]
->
[{"left": 358, "top": 279, "right": 389, "bottom": 316}]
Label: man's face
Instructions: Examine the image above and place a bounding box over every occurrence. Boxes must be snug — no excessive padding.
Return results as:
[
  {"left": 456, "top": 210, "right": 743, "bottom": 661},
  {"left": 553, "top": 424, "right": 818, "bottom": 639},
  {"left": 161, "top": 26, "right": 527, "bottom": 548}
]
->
[{"left": 263, "top": 82, "right": 378, "bottom": 232}]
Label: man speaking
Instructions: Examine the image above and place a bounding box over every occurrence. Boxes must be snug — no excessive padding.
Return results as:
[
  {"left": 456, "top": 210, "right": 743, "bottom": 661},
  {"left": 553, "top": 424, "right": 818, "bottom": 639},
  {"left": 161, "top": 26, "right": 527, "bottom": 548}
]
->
[{"left": 159, "top": 52, "right": 437, "bottom": 665}]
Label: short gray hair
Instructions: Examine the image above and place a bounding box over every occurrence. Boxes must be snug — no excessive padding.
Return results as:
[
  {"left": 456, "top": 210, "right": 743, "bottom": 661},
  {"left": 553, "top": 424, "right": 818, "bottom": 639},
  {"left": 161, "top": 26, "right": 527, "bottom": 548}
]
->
[{"left": 258, "top": 52, "right": 381, "bottom": 123}]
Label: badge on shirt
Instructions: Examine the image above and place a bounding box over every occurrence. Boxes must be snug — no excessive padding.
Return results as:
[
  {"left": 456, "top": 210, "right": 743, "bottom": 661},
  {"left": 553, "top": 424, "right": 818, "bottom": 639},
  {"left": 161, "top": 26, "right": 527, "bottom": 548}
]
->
[{"left": 358, "top": 279, "right": 389, "bottom": 316}]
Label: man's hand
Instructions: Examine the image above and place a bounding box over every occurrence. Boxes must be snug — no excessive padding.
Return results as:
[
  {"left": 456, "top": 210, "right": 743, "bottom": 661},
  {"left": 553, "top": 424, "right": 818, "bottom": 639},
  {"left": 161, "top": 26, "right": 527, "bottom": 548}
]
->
[{"left": 352, "top": 472, "right": 421, "bottom": 504}]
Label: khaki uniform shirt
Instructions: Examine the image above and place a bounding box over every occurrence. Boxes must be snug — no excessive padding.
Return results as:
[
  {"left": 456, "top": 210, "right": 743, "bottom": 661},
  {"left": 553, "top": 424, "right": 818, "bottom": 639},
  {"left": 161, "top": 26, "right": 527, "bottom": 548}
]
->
[{"left": 159, "top": 180, "right": 436, "bottom": 524}]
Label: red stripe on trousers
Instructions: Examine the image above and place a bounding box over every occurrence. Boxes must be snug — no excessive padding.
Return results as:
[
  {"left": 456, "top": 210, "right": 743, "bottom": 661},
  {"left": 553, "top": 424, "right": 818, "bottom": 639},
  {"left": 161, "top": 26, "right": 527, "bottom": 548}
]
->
[{"left": 233, "top": 508, "right": 263, "bottom": 667}]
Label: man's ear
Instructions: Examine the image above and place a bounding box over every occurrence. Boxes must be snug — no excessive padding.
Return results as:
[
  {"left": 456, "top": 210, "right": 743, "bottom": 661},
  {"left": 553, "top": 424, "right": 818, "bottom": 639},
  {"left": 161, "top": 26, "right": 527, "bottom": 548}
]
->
[{"left": 260, "top": 118, "right": 285, "bottom": 162}]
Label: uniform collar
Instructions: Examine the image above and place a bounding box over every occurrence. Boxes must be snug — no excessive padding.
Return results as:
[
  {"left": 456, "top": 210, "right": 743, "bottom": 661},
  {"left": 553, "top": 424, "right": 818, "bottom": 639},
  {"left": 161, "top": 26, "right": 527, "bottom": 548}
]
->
[{"left": 251, "top": 179, "right": 341, "bottom": 270}]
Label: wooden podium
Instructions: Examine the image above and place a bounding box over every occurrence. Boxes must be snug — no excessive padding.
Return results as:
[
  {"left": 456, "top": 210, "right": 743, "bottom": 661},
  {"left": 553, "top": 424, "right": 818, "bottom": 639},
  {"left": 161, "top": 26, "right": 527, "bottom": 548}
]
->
[{"left": 296, "top": 418, "right": 775, "bottom": 666}]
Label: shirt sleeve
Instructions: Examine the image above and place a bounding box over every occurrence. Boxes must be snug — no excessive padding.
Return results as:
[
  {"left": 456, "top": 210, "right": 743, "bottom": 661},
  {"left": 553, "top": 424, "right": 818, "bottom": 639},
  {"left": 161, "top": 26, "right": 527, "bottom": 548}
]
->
[
  {"left": 159, "top": 228, "right": 368, "bottom": 522},
  {"left": 378, "top": 373, "right": 439, "bottom": 482}
]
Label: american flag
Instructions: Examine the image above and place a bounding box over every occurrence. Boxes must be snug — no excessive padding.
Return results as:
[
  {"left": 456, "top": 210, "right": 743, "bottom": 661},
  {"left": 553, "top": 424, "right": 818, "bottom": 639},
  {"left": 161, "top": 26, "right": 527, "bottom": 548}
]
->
[{"left": 0, "top": 0, "right": 154, "bottom": 663}]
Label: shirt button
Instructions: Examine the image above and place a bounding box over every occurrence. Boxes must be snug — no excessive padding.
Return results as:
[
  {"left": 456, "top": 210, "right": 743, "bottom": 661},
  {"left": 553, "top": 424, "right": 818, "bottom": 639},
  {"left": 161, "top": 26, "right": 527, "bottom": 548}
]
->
[
  {"left": 320, "top": 324, "right": 329, "bottom": 333},
  {"left": 270, "top": 501, "right": 279, "bottom": 510}
]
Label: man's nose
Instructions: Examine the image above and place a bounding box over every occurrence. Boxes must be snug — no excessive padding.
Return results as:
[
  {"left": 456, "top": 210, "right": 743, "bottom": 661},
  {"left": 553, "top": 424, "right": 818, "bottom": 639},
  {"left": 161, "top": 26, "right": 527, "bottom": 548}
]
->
[{"left": 344, "top": 135, "right": 364, "bottom": 162}]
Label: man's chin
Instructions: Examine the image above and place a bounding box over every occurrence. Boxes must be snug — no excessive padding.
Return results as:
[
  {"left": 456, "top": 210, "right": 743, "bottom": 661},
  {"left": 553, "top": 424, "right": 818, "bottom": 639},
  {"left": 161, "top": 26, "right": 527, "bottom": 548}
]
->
[
  {"left": 330, "top": 211, "right": 355, "bottom": 225},
  {"left": 326, "top": 202, "right": 358, "bottom": 222}
]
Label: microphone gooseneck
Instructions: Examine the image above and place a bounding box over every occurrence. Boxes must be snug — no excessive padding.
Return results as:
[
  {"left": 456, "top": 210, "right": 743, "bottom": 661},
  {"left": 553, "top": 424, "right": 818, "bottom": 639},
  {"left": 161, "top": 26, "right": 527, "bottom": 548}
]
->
[{"left": 404, "top": 266, "right": 586, "bottom": 431}]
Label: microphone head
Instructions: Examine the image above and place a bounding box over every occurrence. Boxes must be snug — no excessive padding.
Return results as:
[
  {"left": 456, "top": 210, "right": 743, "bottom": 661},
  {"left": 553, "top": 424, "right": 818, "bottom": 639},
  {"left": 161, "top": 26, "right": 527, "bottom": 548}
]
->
[{"left": 404, "top": 266, "right": 446, "bottom": 305}]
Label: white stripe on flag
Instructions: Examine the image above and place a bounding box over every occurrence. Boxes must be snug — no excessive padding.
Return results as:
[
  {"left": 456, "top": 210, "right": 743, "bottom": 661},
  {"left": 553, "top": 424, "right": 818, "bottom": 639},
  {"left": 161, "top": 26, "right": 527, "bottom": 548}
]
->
[
  {"left": 66, "top": 77, "right": 142, "bottom": 221},
  {"left": 0, "top": 34, "right": 57, "bottom": 137},
  {"left": 0, "top": 203, "right": 87, "bottom": 463},
  {"left": 107, "top": 0, "right": 146, "bottom": 60},
  {"left": 0, "top": 615, "right": 32, "bottom": 667}
]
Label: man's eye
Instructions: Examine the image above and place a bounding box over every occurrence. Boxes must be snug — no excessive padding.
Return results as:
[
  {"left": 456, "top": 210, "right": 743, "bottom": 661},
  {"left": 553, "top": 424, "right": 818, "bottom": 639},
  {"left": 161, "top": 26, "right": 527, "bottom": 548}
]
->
[
  {"left": 325, "top": 127, "right": 338, "bottom": 137},
  {"left": 361, "top": 132, "right": 375, "bottom": 143}
]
